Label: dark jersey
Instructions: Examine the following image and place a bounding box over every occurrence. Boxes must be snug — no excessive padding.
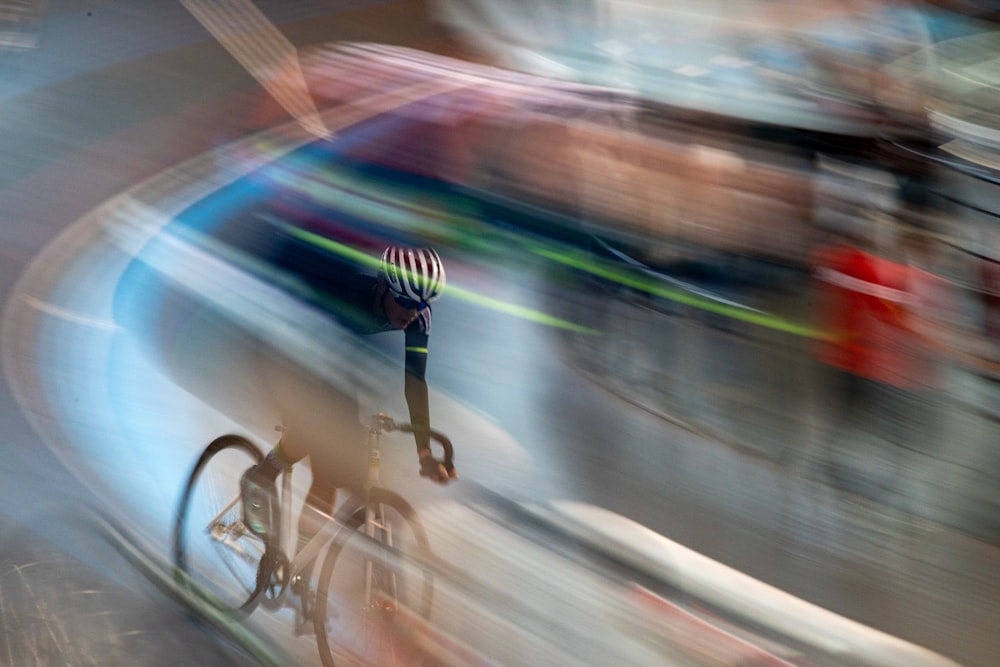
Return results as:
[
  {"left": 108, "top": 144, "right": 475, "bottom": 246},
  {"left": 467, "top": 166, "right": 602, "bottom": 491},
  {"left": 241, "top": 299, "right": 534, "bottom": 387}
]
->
[
  {"left": 320, "top": 271, "right": 433, "bottom": 450},
  {"left": 321, "top": 271, "right": 429, "bottom": 369}
]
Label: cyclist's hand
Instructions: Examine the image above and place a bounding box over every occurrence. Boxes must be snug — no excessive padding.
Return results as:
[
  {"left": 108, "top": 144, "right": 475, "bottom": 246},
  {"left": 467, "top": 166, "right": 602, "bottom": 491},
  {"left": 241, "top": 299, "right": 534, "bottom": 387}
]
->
[{"left": 419, "top": 450, "right": 457, "bottom": 484}]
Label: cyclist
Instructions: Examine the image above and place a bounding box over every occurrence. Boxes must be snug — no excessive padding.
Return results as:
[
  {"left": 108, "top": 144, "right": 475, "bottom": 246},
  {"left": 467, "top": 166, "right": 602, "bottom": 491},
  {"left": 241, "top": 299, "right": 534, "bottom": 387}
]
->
[{"left": 240, "top": 245, "right": 457, "bottom": 558}]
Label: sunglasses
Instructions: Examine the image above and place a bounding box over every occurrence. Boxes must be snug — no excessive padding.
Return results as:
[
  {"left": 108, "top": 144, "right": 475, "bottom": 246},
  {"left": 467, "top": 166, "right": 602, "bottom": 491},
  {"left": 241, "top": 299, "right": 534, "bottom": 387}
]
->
[{"left": 393, "top": 294, "right": 428, "bottom": 311}]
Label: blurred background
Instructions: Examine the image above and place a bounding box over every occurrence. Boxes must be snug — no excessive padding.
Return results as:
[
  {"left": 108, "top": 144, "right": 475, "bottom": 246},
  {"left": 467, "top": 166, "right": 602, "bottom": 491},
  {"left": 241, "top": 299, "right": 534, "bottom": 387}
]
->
[{"left": 1, "top": 1, "right": 999, "bottom": 665}]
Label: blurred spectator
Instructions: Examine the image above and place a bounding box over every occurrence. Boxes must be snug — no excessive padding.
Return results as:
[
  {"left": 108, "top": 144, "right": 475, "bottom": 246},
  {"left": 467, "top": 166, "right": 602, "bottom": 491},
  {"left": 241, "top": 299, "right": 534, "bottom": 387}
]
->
[
  {"left": 807, "top": 215, "right": 947, "bottom": 495},
  {"left": 979, "top": 253, "right": 1000, "bottom": 341}
]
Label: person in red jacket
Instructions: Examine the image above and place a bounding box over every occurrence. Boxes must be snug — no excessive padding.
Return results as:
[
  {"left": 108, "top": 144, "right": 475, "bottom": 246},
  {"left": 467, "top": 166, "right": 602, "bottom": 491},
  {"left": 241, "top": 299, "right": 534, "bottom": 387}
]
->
[
  {"left": 979, "top": 252, "right": 1000, "bottom": 342},
  {"left": 809, "top": 219, "right": 945, "bottom": 494}
]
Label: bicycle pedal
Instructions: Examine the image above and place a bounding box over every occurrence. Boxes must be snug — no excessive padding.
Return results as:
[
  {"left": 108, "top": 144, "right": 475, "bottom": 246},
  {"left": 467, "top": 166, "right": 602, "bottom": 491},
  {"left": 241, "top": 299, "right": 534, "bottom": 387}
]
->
[
  {"left": 294, "top": 609, "right": 334, "bottom": 637},
  {"left": 293, "top": 615, "right": 315, "bottom": 637}
]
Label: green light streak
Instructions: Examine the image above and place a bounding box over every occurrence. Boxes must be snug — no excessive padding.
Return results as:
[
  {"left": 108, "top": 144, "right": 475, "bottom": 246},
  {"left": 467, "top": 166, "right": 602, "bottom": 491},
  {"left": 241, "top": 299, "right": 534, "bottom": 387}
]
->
[
  {"left": 531, "top": 246, "right": 828, "bottom": 340},
  {"left": 281, "top": 224, "right": 600, "bottom": 335},
  {"left": 445, "top": 283, "right": 599, "bottom": 334},
  {"left": 266, "top": 161, "right": 825, "bottom": 340}
]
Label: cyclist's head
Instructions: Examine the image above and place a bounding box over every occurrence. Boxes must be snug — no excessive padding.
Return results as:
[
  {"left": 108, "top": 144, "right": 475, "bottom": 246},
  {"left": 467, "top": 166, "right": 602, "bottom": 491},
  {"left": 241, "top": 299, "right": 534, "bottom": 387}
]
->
[{"left": 379, "top": 246, "right": 446, "bottom": 311}]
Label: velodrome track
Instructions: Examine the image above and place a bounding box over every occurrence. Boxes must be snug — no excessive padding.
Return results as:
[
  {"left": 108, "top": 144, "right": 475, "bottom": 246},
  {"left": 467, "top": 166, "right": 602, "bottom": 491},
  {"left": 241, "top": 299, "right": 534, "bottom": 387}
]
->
[{"left": 0, "top": 3, "right": 995, "bottom": 666}]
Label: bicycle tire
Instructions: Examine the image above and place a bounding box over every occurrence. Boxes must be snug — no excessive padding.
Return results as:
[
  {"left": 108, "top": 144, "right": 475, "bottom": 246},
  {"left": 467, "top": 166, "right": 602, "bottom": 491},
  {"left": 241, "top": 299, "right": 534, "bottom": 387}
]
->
[
  {"left": 174, "top": 434, "right": 267, "bottom": 616},
  {"left": 314, "top": 487, "right": 434, "bottom": 667}
]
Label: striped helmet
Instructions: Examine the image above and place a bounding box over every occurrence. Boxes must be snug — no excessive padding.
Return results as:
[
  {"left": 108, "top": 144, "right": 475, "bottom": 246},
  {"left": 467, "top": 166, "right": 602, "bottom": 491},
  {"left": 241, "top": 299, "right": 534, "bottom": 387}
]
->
[{"left": 379, "top": 246, "right": 446, "bottom": 305}]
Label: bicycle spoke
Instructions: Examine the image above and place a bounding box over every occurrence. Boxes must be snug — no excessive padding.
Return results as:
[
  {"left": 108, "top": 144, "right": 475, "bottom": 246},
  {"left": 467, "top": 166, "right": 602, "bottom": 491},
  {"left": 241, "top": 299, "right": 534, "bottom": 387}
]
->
[
  {"left": 174, "top": 435, "right": 265, "bottom": 615},
  {"left": 315, "top": 489, "right": 434, "bottom": 667}
]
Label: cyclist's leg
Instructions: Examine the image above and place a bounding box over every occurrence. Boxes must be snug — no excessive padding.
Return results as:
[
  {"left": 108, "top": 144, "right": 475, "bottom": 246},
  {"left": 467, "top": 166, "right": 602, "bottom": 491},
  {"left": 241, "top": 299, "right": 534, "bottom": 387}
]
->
[
  {"left": 248, "top": 439, "right": 299, "bottom": 482},
  {"left": 258, "top": 355, "right": 367, "bottom": 576},
  {"left": 252, "top": 348, "right": 338, "bottom": 489},
  {"left": 297, "top": 463, "right": 338, "bottom": 577},
  {"left": 291, "top": 395, "right": 366, "bottom": 635},
  {"left": 240, "top": 438, "right": 300, "bottom": 537},
  {"left": 296, "top": 396, "right": 367, "bottom": 572}
]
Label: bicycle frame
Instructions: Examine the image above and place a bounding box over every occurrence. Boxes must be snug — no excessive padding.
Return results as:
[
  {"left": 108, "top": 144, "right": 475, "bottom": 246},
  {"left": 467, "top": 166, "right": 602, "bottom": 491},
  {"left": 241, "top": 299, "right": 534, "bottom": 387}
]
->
[
  {"left": 255, "top": 413, "right": 392, "bottom": 608},
  {"left": 179, "top": 414, "right": 452, "bottom": 667},
  {"left": 186, "top": 410, "right": 451, "bottom": 618}
]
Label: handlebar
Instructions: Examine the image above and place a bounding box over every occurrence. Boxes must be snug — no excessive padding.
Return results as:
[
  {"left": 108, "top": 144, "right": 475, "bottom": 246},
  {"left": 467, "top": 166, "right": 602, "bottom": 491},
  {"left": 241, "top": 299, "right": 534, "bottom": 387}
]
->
[{"left": 374, "top": 413, "right": 455, "bottom": 471}]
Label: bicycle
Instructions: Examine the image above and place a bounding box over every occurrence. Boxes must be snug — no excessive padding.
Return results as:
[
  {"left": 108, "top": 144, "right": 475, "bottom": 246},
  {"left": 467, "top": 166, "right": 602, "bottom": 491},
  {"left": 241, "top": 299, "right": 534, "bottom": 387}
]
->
[{"left": 173, "top": 412, "right": 454, "bottom": 667}]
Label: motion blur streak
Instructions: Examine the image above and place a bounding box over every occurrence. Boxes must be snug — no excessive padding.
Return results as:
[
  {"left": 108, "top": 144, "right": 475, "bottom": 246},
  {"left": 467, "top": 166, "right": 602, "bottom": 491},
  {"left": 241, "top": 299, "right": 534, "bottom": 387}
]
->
[
  {"left": 531, "top": 245, "right": 826, "bottom": 339},
  {"left": 18, "top": 295, "right": 119, "bottom": 332},
  {"left": 181, "top": 0, "right": 331, "bottom": 139},
  {"left": 3, "top": 2, "right": 999, "bottom": 665},
  {"left": 279, "top": 223, "right": 599, "bottom": 334}
]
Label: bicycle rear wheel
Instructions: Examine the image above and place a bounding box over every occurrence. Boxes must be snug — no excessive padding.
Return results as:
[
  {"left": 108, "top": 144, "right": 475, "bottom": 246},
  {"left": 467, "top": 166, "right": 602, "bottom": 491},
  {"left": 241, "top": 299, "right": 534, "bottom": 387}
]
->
[
  {"left": 314, "top": 487, "right": 434, "bottom": 667},
  {"left": 174, "top": 434, "right": 266, "bottom": 616}
]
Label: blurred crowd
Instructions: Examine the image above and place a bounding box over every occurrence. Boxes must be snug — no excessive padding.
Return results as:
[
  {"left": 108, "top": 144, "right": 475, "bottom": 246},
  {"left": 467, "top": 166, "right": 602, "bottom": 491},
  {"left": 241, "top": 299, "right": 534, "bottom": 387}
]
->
[{"left": 420, "top": 0, "right": 1000, "bottom": 538}]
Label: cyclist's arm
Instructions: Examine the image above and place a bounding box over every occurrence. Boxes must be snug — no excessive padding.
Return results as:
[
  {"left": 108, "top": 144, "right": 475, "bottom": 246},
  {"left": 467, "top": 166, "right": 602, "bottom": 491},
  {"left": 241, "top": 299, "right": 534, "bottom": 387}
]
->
[
  {"left": 403, "top": 325, "right": 431, "bottom": 453},
  {"left": 403, "top": 311, "right": 455, "bottom": 482}
]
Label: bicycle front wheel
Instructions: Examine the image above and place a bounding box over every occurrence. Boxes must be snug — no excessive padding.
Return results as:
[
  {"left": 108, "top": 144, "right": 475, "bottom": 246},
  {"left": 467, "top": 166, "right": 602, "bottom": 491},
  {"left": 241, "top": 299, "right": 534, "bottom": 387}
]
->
[
  {"left": 174, "top": 434, "right": 266, "bottom": 616},
  {"left": 315, "top": 487, "right": 434, "bottom": 667}
]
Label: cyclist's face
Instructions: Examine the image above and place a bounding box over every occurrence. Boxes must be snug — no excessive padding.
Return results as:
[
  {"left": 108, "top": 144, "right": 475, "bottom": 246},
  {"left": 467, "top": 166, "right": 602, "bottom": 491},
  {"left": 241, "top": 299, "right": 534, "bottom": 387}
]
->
[{"left": 384, "top": 292, "right": 420, "bottom": 329}]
